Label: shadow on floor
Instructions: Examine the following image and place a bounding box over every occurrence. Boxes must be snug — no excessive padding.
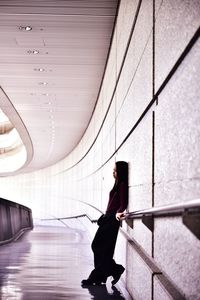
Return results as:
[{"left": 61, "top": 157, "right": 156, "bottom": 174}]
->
[{"left": 82, "top": 284, "right": 126, "bottom": 299}]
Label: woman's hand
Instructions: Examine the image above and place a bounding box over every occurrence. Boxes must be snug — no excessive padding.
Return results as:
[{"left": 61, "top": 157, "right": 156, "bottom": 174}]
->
[{"left": 115, "top": 212, "right": 124, "bottom": 221}]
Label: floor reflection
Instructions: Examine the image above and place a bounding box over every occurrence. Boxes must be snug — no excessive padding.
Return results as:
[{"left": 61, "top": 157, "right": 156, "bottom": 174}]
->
[
  {"left": 0, "top": 225, "right": 130, "bottom": 299},
  {"left": 83, "top": 284, "right": 126, "bottom": 300},
  {"left": 0, "top": 233, "right": 31, "bottom": 292}
]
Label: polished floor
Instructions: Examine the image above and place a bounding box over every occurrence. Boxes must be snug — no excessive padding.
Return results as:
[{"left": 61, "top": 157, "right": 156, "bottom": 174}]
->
[{"left": 0, "top": 224, "right": 131, "bottom": 299}]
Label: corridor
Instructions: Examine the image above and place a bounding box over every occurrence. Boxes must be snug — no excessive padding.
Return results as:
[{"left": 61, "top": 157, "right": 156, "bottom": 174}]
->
[
  {"left": 0, "top": 225, "right": 131, "bottom": 300},
  {"left": 0, "top": 0, "right": 199, "bottom": 299}
]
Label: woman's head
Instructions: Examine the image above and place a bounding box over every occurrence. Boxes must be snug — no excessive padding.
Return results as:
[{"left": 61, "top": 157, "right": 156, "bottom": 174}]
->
[{"left": 114, "top": 161, "right": 128, "bottom": 183}]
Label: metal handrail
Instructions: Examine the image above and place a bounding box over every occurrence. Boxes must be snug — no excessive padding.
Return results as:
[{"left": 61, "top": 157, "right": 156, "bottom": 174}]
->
[
  {"left": 41, "top": 198, "right": 200, "bottom": 223},
  {"left": 41, "top": 213, "right": 98, "bottom": 223},
  {"left": 123, "top": 198, "right": 200, "bottom": 220}
]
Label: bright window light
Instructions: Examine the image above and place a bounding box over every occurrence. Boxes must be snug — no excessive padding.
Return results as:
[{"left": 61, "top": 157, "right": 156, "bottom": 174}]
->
[
  {"left": 0, "top": 109, "right": 9, "bottom": 123},
  {"left": 0, "top": 110, "right": 27, "bottom": 173}
]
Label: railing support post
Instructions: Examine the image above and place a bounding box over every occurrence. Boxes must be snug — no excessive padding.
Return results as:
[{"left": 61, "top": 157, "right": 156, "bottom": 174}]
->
[
  {"left": 182, "top": 210, "right": 200, "bottom": 240},
  {"left": 142, "top": 214, "right": 154, "bottom": 231}
]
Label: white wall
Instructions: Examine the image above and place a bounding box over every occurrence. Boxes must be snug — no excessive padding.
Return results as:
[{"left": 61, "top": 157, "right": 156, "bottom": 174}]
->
[{"left": 0, "top": 0, "right": 199, "bottom": 298}]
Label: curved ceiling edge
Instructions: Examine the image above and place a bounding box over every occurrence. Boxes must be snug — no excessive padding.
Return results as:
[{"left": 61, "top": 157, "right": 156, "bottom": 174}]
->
[{"left": 0, "top": 87, "right": 34, "bottom": 176}]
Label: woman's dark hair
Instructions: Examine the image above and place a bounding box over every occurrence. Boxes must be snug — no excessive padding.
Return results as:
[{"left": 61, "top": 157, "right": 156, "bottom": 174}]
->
[{"left": 116, "top": 161, "right": 128, "bottom": 183}]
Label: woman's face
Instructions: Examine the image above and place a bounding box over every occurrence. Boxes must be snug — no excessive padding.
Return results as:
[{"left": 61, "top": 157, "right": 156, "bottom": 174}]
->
[{"left": 113, "top": 165, "right": 117, "bottom": 179}]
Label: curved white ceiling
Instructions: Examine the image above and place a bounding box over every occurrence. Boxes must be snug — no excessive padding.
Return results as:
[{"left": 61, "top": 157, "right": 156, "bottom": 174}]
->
[{"left": 0, "top": 0, "right": 118, "bottom": 175}]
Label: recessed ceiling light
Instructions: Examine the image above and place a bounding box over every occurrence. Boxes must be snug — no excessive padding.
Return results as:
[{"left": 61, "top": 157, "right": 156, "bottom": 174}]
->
[
  {"left": 34, "top": 68, "right": 45, "bottom": 72},
  {"left": 27, "top": 50, "right": 39, "bottom": 54},
  {"left": 39, "top": 82, "right": 48, "bottom": 85},
  {"left": 19, "top": 25, "right": 32, "bottom": 31},
  {"left": 25, "top": 26, "right": 32, "bottom": 31}
]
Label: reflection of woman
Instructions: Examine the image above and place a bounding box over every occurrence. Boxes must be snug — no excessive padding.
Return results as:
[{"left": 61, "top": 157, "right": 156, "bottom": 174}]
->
[
  {"left": 83, "top": 285, "right": 126, "bottom": 299},
  {"left": 82, "top": 161, "right": 128, "bottom": 286}
]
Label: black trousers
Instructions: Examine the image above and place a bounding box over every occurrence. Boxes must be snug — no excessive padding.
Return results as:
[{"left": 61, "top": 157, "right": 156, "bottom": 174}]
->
[{"left": 88, "top": 213, "right": 122, "bottom": 282}]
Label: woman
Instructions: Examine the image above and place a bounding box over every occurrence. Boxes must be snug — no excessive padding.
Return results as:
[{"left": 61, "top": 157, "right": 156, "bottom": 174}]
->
[{"left": 81, "top": 161, "right": 128, "bottom": 286}]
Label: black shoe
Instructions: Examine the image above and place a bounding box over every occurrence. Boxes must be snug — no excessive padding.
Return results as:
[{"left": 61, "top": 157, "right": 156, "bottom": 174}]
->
[
  {"left": 111, "top": 266, "right": 125, "bottom": 285},
  {"left": 81, "top": 279, "right": 103, "bottom": 286},
  {"left": 81, "top": 279, "right": 94, "bottom": 286}
]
